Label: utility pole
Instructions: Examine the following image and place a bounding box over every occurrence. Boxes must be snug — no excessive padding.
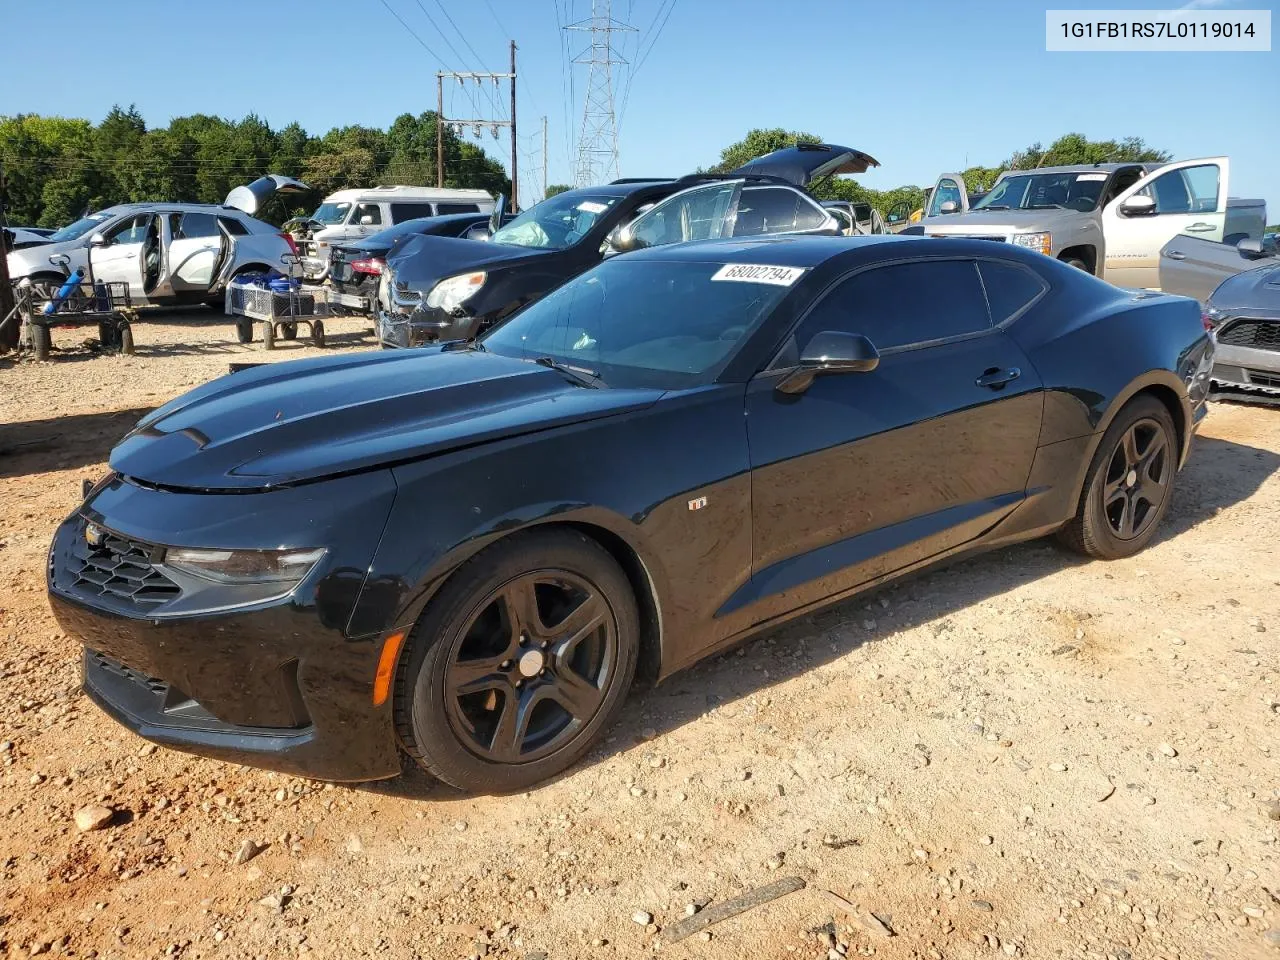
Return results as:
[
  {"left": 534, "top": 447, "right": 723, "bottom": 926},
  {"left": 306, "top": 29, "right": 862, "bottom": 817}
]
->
[
  {"left": 0, "top": 158, "right": 17, "bottom": 353},
  {"left": 509, "top": 41, "right": 518, "bottom": 210},
  {"left": 566, "top": 0, "right": 634, "bottom": 186},
  {"left": 436, "top": 51, "right": 518, "bottom": 207},
  {"left": 542, "top": 116, "right": 549, "bottom": 201},
  {"left": 436, "top": 74, "right": 444, "bottom": 188}
]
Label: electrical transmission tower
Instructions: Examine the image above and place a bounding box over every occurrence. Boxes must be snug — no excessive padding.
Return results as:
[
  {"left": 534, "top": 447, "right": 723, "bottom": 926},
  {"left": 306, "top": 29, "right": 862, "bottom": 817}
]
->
[{"left": 566, "top": 0, "right": 634, "bottom": 186}]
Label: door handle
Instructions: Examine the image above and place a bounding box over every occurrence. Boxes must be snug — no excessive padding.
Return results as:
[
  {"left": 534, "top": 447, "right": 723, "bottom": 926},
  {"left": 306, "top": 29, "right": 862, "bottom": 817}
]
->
[
  {"left": 1165, "top": 251, "right": 1186, "bottom": 260},
  {"left": 1186, "top": 223, "right": 1214, "bottom": 233},
  {"left": 975, "top": 366, "right": 1020, "bottom": 390}
]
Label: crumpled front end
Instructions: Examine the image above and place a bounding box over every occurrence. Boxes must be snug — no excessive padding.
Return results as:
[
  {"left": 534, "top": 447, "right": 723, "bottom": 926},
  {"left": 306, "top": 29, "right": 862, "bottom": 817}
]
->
[{"left": 376, "top": 263, "right": 484, "bottom": 349}]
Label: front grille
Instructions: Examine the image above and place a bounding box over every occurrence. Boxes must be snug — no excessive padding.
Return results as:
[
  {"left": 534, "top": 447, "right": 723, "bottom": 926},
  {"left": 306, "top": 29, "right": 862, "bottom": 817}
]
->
[
  {"left": 957, "top": 235, "right": 1007, "bottom": 242},
  {"left": 70, "top": 527, "right": 180, "bottom": 608},
  {"left": 1217, "top": 319, "right": 1280, "bottom": 352},
  {"left": 1248, "top": 370, "right": 1280, "bottom": 389}
]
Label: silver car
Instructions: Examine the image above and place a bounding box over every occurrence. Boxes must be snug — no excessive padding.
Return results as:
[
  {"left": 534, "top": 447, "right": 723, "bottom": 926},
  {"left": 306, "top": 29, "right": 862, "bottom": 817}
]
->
[
  {"left": 1201, "top": 256, "right": 1280, "bottom": 397},
  {"left": 5, "top": 175, "right": 307, "bottom": 306}
]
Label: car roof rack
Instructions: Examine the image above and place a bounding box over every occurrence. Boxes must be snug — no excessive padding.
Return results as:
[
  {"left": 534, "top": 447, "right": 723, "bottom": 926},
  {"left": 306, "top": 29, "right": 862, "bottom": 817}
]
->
[
  {"left": 609, "top": 177, "right": 676, "bottom": 184},
  {"left": 673, "top": 172, "right": 796, "bottom": 188}
]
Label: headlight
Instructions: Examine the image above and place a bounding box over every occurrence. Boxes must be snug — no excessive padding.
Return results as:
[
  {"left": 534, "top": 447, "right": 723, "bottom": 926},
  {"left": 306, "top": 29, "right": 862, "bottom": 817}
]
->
[
  {"left": 425, "top": 271, "right": 486, "bottom": 312},
  {"left": 164, "top": 547, "right": 326, "bottom": 584},
  {"left": 1011, "top": 232, "right": 1052, "bottom": 256},
  {"left": 152, "top": 546, "right": 328, "bottom": 616}
]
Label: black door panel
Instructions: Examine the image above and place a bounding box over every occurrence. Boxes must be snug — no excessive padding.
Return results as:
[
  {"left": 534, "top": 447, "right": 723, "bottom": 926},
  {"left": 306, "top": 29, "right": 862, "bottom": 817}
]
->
[{"left": 740, "top": 332, "right": 1043, "bottom": 623}]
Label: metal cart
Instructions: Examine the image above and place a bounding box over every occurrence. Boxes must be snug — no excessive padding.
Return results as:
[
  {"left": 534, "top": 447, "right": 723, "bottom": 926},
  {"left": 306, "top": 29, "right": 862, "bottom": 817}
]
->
[
  {"left": 225, "top": 278, "right": 326, "bottom": 350},
  {"left": 10, "top": 276, "right": 136, "bottom": 361}
]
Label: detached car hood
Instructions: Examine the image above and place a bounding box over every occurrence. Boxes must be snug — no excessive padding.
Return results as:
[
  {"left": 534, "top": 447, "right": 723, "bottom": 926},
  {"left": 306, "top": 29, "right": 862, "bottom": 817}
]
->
[
  {"left": 1208, "top": 261, "right": 1280, "bottom": 312},
  {"left": 924, "top": 209, "right": 1080, "bottom": 234},
  {"left": 387, "top": 235, "right": 554, "bottom": 292},
  {"left": 110, "top": 350, "right": 662, "bottom": 491}
]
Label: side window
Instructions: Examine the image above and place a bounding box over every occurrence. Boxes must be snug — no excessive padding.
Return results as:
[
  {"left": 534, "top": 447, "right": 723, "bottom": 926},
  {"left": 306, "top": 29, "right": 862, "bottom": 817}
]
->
[
  {"left": 977, "top": 261, "right": 1046, "bottom": 325},
  {"left": 355, "top": 203, "right": 383, "bottom": 225},
  {"left": 174, "top": 212, "right": 220, "bottom": 240},
  {"left": 218, "top": 216, "right": 249, "bottom": 236},
  {"left": 794, "top": 260, "right": 992, "bottom": 353},
  {"left": 630, "top": 182, "right": 736, "bottom": 248},
  {"left": 927, "top": 179, "right": 963, "bottom": 217},
  {"left": 734, "top": 187, "right": 810, "bottom": 236},
  {"left": 104, "top": 215, "right": 148, "bottom": 246},
  {"left": 1138, "top": 164, "right": 1220, "bottom": 215},
  {"left": 389, "top": 202, "right": 436, "bottom": 223},
  {"left": 436, "top": 202, "right": 481, "bottom": 215}
]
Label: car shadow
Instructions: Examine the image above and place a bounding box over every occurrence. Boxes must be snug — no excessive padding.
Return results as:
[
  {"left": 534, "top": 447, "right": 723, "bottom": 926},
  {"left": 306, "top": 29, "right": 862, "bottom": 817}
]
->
[
  {"left": 0, "top": 407, "right": 154, "bottom": 478},
  {"left": 360, "top": 433, "right": 1280, "bottom": 800}
]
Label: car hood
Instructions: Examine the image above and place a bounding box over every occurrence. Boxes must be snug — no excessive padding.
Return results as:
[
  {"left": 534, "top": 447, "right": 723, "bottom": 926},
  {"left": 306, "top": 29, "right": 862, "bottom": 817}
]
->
[
  {"left": 386, "top": 235, "right": 555, "bottom": 293},
  {"left": 110, "top": 350, "right": 663, "bottom": 491},
  {"left": 924, "top": 209, "right": 1083, "bottom": 234},
  {"left": 1208, "top": 261, "right": 1280, "bottom": 312}
]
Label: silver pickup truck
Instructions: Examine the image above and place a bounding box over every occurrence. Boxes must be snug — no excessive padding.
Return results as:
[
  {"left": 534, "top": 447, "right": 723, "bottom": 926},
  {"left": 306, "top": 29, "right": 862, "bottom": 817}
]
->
[{"left": 915, "top": 158, "right": 1265, "bottom": 288}]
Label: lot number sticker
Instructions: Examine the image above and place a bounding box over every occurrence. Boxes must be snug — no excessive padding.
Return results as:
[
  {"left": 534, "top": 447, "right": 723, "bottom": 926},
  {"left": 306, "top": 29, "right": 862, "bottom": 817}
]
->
[{"left": 711, "top": 263, "right": 806, "bottom": 286}]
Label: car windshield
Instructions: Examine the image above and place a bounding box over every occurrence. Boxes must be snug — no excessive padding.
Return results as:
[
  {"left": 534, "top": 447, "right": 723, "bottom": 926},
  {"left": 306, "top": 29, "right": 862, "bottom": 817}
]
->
[
  {"left": 481, "top": 259, "right": 795, "bottom": 389},
  {"left": 48, "top": 212, "right": 112, "bottom": 243},
  {"left": 311, "top": 201, "right": 352, "bottom": 225},
  {"left": 489, "top": 193, "right": 621, "bottom": 250},
  {"left": 972, "top": 171, "right": 1109, "bottom": 212}
]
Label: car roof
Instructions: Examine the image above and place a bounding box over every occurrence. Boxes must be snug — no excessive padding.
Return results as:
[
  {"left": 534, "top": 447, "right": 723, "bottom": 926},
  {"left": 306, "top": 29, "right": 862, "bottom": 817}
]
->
[
  {"left": 554, "top": 180, "right": 675, "bottom": 200},
  {"left": 999, "top": 163, "right": 1155, "bottom": 177},
  {"left": 95, "top": 202, "right": 258, "bottom": 218},
  {"left": 623, "top": 234, "right": 920, "bottom": 267}
]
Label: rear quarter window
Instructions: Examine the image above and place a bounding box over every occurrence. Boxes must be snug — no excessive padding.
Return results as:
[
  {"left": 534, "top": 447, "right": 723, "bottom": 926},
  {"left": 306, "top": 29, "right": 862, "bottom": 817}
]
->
[
  {"left": 977, "top": 260, "right": 1048, "bottom": 324},
  {"left": 218, "top": 216, "right": 250, "bottom": 236}
]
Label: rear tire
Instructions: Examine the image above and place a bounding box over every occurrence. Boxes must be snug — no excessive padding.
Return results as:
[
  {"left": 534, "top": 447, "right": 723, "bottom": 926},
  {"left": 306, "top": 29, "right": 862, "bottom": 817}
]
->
[
  {"left": 311, "top": 320, "right": 326, "bottom": 348},
  {"left": 235, "top": 319, "right": 253, "bottom": 344},
  {"left": 281, "top": 322, "right": 298, "bottom": 340},
  {"left": 1057, "top": 395, "right": 1177, "bottom": 559},
  {"left": 394, "top": 529, "right": 640, "bottom": 793},
  {"left": 1062, "top": 257, "right": 1089, "bottom": 272}
]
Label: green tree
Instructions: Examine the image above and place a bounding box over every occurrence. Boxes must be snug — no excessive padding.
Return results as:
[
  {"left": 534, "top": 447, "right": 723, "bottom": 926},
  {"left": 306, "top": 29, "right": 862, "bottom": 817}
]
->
[
  {"left": 711, "top": 128, "right": 821, "bottom": 173},
  {"left": 1005, "top": 133, "right": 1170, "bottom": 169},
  {"left": 545, "top": 184, "right": 573, "bottom": 198}
]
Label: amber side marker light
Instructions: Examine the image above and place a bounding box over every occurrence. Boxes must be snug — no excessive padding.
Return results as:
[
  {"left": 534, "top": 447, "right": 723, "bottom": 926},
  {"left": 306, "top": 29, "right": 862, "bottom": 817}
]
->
[{"left": 373, "top": 630, "right": 408, "bottom": 706}]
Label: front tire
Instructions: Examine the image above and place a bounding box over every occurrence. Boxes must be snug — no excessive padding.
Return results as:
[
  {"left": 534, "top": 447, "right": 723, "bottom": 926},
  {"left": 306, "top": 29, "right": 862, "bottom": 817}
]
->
[
  {"left": 394, "top": 529, "right": 639, "bottom": 793},
  {"left": 1058, "top": 395, "right": 1177, "bottom": 559}
]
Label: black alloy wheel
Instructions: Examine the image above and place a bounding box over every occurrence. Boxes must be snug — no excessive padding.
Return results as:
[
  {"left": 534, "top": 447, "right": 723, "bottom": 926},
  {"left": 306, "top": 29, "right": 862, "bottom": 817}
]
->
[
  {"left": 395, "top": 529, "right": 639, "bottom": 792},
  {"left": 1101, "top": 418, "right": 1169, "bottom": 541},
  {"left": 444, "top": 572, "right": 616, "bottom": 764},
  {"left": 1058, "top": 394, "right": 1177, "bottom": 559}
]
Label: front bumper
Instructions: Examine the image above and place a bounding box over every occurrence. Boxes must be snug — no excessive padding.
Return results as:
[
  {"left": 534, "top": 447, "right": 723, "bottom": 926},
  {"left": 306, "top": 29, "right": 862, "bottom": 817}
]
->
[
  {"left": 48, "top": 473, "right": 404, "bottom": 782},
  {"left": 377, "top": 307, "right": 483, "bottom": 349},
  {"left": 1209, "top": 343, "right": 1280, "bottom": 395}
]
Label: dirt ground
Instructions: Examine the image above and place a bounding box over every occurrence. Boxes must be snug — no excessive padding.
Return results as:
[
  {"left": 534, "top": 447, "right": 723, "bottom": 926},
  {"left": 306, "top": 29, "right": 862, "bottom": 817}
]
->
[{"left": 1, "top": 310, "right": 1278, "bottom": 960}]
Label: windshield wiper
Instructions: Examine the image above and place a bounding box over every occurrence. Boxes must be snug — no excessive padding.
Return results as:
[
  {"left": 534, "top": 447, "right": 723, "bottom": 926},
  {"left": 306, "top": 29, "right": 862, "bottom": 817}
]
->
[
  {"left": 1028, "top": 204, "right": 1066, "bottom": 209},
  {"left": 532, "top": 356, "right": 603, "bottom": 388}
]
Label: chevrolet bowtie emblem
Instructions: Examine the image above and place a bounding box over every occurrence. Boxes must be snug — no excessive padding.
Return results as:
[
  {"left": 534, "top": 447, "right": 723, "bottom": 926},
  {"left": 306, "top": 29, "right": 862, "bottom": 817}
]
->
[{"left": 84, "top": 523, "right": 105, "bottom": 548}]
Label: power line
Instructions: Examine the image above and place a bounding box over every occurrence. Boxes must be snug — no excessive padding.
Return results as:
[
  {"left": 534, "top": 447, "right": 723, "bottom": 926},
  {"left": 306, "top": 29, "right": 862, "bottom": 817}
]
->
[
  {"left": 376, "top": 0, "right": 449, "bottom": 64},
  {"left": 413, "top": 0, "right": 501, "bottom": 118},
  {"left": 619, "top": 0, "right": 677, "bottom": 129}
]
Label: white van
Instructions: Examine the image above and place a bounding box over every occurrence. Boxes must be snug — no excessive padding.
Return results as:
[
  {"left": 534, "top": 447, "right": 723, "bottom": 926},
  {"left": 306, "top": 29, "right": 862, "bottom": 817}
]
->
[{"left": 294, "top": 185, "right": 494, "bottom": 278}]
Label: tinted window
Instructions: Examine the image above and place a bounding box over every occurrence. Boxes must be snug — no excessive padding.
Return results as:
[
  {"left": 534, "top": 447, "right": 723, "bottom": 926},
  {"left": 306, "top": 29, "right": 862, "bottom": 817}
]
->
[
  {"left": 173, "top": 212, "right": 220, "bottom": 239},
  {"left": 795, "top": 260, "right": 991, "bottom": 351},
  {"left": 481, "top": 260, "right": 792, "bottom": 389},
  {"left": 218, "top": 216, "right": 249, "bottom": 236},
  {"left": 355, "top": 203, "right": 383, "bottom": 225},
  {"left": 734, "top": 187, "right": 827, "bottom": 236},
  {"left": 390, "top": 202, "right": 436, "bottom": 223},
  {"left": 436, "top": 202, "right": 481, "bottom": 215},
  {"left": 977, "top": 261, "right": 1046, "bottom": 324}
]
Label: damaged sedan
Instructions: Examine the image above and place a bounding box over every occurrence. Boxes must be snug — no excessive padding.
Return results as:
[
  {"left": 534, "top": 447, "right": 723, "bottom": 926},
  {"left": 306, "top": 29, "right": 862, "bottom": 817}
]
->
[
  {"left": 50, "top": 235, "right": 1212, "bottom": 791},
  {"left": 377, "top": 143, "right": 877, "bottom": 348}
]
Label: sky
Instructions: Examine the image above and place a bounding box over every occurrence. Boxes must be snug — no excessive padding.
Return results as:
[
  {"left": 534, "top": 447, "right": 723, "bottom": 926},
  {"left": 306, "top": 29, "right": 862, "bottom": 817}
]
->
[{"left": 2, "top": 0, "right": 1277, "bottom": 217}]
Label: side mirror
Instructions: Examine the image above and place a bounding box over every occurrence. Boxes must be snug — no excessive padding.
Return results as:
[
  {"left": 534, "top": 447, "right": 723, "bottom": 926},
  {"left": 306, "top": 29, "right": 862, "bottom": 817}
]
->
[
  {"left": 607, "top": 224, "right": 641, "bottom": 255},
  {"left": 1119, "top": 195, "right": 1157, "bottom": 218},
  {"left": 776, "top": 331, "right": 880, "bottom": 395},
  {"left": 87, "top": 232, "right": 106, "bottom": 247},
  {"left": 1237, "top": 237, "right": 1266, "bottom": 260},
  {"left": 939, "top": 200, "right": 959, "bottom": 214},
  {"left": 359, "top": 215, "right": 374, "bottom": 225}
]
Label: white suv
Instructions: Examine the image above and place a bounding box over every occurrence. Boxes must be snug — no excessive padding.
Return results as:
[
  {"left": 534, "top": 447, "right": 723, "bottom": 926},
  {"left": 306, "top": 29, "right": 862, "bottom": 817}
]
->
[{"left": 6, "top": 176, "right": 306, "bottom": 307}]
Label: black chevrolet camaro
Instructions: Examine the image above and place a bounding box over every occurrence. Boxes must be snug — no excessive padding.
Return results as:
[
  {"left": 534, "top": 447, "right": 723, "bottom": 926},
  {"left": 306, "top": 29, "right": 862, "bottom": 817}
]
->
[{"left": 49, "top": 236, "right": 1213, "bottom": 792}]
